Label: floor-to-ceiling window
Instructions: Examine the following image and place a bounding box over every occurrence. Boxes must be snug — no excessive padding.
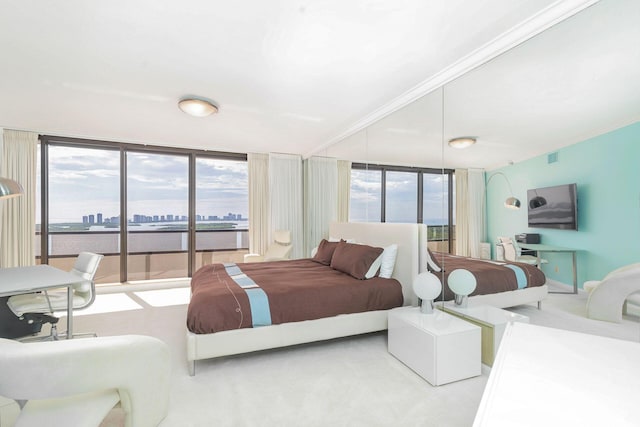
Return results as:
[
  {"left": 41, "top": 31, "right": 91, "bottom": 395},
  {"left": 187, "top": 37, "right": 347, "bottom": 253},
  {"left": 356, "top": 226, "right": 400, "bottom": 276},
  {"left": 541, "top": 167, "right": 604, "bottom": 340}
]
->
[
  {"left": 38, "top": 143, "right": 121, "bottom": 282},
  {"left": 349, "top": 163, "right": 454, "bottom": 251},
  {"left": 37, "top": 136, "right": 248, "bottom": 284},
  {"left": 126, "top": 151, "right": 189, "bottom": 281},
  {"left": 195, "top": 157, "right": 248, "bottom": 269}
]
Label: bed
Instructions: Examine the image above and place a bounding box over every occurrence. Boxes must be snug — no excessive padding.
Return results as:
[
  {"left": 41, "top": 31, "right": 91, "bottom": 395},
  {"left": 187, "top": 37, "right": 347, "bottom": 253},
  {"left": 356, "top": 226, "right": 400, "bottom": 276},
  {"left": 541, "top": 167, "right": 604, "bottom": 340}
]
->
[
  {"left": 186, "top": 222, "right": 547, "bottom": 375},
  {"left": 427, "top": 251, "right": 548, "bottom": 309},
  {"left": 186, "top": 222, "right": 423, "bottom": 375}
]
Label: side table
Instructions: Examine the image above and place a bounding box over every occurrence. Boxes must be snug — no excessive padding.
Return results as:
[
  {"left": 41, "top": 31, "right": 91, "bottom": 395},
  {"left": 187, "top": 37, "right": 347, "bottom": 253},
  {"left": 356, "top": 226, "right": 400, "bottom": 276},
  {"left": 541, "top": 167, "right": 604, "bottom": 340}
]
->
[{"left": 388, "top": 306, "right": 481, "bottom": 386}]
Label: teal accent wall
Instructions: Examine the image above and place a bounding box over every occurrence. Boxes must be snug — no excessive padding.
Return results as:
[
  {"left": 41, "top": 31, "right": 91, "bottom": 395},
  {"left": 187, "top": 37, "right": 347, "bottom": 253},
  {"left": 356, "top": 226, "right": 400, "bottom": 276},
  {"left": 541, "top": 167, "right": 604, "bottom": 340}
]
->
[{"left": 486, "top": 121, "right": 640, "bottom": 288}]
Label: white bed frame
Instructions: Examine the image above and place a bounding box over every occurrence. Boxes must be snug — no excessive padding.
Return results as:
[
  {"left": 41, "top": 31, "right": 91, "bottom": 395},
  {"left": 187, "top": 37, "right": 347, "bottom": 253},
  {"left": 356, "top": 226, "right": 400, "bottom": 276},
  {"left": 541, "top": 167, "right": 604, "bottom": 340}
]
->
[{"left": 186, "top": 222, "right": 547, "bottom": 375}]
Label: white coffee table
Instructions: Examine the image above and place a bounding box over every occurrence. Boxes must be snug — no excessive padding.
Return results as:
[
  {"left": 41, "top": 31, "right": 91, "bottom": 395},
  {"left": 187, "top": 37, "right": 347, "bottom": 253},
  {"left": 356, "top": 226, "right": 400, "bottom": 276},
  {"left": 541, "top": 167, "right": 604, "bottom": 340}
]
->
[
  {"left": 439, "top": 303, "right": 529, "bottom": 366},
  {"left": 388, "top": 306, "right": 481, "bottom": 386}
]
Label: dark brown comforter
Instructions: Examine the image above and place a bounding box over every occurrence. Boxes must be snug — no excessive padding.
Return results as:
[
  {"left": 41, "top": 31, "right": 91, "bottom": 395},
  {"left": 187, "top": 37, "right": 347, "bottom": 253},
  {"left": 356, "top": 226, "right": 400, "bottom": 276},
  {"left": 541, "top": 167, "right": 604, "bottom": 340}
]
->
[
  {"left": 187, "top": 259, "right": 404, "bottom": 334},
  {"left": 431, "top": 252, "right": 546, "bottom": 301}
]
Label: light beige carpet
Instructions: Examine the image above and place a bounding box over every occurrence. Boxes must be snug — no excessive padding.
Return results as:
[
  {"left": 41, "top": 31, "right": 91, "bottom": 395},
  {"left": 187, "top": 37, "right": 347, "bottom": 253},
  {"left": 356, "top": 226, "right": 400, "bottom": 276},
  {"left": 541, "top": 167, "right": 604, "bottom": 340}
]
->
[{"left": 36, "top": 281, "right": 640, "bottom": 426}]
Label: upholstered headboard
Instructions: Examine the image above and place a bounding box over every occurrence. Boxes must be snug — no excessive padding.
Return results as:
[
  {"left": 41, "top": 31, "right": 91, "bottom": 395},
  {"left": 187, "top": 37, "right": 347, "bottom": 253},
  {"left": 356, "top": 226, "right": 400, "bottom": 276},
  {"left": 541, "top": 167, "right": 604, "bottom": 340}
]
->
[{"left": 328, "top": 222, "right": 427, "bottom": 306}]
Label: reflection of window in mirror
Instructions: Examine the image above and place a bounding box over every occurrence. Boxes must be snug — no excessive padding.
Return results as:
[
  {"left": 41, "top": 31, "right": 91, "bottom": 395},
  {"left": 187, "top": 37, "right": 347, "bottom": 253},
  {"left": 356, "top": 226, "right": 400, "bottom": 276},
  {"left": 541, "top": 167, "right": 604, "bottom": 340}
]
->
[
  {"left": 385, "top": 171, "right": 418, "bottom": 223},
  {"left": 349, "top": 168, "right": 381, "bottom": 223},
  {"left": 423, "top": 172, "right": 451, "bottom": 253}
]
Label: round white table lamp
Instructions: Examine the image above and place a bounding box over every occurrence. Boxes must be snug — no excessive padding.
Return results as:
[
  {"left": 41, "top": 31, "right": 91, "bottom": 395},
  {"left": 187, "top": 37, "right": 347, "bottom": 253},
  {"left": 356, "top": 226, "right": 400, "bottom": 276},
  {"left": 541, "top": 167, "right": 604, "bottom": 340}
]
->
[
  {"left": 448, "top": 269, "right": 477, "bottom": 308},
  {"left": 413, "top": 272, "right": 442, "bottom": 314}
]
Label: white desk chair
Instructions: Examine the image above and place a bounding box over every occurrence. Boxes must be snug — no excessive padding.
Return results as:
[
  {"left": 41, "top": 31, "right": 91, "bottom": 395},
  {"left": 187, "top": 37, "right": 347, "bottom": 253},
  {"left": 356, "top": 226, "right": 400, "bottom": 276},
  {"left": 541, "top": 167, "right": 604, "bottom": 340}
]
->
[
  {"left": 244, "top": 230, "right": 293, "bottom": 262},
  {"left": 7, "top": 252, "right": 103, "bottom": 340},
  {"left": 0, "top": 335, "right": 170, "bottom": 427},
  {"left": 497, "top": 237, "right": 547, "bottom": 267}
]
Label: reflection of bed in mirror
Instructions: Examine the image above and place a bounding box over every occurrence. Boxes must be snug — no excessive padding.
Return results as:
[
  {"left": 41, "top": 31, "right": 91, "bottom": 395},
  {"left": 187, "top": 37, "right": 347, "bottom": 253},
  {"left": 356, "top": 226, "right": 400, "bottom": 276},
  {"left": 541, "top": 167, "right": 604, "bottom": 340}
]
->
[
  {"left": 429, "top": 251, "right": 548, "bottom": 310},
  {"left": 186, "top": 221, "right": 422, "bottom": 375}
]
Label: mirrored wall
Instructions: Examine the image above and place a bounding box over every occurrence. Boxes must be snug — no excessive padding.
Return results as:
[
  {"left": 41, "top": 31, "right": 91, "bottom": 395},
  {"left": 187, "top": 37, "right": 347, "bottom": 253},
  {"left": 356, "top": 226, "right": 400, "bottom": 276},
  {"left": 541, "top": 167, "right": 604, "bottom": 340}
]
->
[{"left": 324, "top": 0, "right": 639, "bottom": 309}]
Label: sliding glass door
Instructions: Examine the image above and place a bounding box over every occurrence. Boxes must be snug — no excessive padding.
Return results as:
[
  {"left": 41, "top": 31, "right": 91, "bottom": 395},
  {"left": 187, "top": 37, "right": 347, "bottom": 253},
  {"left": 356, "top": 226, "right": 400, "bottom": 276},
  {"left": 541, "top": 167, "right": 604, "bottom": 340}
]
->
[
  {"left": 126, "top": 151, "right": 189, "bottom": 281},
  {"left": 195, "top": 157, "right": 249, "bottom": 269},
  {"left": 43, "top": 144, "right": 120, "bottom": 282}
]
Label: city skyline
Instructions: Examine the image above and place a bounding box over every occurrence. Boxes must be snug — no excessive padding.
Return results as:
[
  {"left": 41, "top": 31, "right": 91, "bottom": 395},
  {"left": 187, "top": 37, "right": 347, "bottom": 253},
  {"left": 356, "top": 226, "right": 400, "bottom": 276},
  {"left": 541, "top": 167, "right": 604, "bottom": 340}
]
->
[{"left": 80, "top": 212, "right": 246, "bottom": 225}]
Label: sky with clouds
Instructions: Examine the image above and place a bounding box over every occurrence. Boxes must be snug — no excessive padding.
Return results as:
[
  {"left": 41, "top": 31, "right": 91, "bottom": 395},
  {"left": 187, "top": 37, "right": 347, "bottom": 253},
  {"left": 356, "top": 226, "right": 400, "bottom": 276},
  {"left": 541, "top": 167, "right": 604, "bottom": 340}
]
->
[
  {"left": 40, "top": 146, "right": 248, "bottom": 223},
  {"left": 39, "top": 145, "right": 451, "bottom": 226}
]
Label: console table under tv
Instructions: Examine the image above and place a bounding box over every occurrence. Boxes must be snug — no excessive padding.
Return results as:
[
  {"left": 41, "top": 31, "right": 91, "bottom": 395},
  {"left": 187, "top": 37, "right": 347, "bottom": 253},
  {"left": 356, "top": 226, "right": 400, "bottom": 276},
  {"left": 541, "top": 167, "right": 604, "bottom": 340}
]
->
[{"left": 518, "top": 243, "right": 577, "bottom": 294}]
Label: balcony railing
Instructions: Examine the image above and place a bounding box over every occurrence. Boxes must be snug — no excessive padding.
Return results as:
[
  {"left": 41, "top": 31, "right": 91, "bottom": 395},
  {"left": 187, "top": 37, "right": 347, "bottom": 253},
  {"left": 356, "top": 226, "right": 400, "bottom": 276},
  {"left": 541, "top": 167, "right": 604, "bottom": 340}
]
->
[
  {"left": 36, "top": 229, "right": 249, "bottom": 284},
  {"left": 35, "top": 225, "right": 455, "bottom": 284}
]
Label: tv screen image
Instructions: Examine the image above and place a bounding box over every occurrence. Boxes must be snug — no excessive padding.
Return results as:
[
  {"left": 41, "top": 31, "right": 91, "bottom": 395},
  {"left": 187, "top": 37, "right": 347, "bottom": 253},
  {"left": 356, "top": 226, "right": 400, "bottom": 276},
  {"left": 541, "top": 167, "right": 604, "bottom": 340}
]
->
[{"left": 527, "top": 183, "right": 578, "bottom": 230}]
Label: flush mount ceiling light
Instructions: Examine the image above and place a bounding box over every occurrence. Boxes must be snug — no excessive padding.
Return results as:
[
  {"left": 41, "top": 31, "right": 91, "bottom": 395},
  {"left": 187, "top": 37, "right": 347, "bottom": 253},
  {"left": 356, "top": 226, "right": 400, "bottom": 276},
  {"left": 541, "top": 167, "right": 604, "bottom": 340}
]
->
[
  {"left": 448, "top": 137, "right": 476, "bottom": 149},
  {"left": 178, "top": 97, "right": 218, "bottom": 117}
]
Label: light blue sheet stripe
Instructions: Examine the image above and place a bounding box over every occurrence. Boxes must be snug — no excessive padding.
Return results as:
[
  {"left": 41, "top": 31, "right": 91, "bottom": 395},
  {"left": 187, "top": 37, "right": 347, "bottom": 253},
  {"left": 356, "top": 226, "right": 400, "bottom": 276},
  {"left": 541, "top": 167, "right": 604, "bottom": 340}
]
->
[
  {"left": 224, "top": 263, "right": 272, "bottom": 327},
  {"left": 504, "top": 265, "right": 528, "bottom": 289},
  {"left": 244, "top": 288, "right": 272, "bottom": 327},
  {"left": 223, "top": 264, "right": 243, "bottom": 276}
]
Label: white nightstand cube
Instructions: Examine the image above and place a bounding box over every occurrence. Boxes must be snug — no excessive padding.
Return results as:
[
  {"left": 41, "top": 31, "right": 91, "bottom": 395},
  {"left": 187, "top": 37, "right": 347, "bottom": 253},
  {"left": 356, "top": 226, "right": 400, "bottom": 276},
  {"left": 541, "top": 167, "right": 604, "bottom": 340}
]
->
[
  {"left": 388, "top": 306, "right": 481, "bottom": 386},
  {"left": 440, "top": 303, "right": 529, "bottom": 366}
]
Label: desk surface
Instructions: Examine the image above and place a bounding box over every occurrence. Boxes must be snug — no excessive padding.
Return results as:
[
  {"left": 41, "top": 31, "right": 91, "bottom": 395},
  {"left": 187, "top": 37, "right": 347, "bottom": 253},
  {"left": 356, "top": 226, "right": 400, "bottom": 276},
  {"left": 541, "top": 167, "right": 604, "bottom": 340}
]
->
[
  {"left": 518, "top": 243, "right": 575, "bottom": 252},
  {"left": 474, "top": 322, "right": 640, "bottom": 426},
  {"left": 0, "top": 265, "right": 80, "bottom": 297}
]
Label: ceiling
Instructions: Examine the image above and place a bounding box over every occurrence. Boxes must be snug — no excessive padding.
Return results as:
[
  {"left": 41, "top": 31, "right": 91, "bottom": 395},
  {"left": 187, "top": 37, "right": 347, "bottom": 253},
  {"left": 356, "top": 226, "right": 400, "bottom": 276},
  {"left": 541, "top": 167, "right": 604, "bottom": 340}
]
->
[{"left": 1, "top": 0, "right": 638, "bottom": 169}]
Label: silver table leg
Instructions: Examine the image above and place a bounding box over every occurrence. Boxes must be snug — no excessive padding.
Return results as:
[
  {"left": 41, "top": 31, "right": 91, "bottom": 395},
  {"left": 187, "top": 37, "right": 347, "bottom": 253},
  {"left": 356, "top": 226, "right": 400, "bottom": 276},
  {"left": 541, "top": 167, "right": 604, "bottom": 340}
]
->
[{"left": 66, "top": 285, "right": 73, "bottom": 339}]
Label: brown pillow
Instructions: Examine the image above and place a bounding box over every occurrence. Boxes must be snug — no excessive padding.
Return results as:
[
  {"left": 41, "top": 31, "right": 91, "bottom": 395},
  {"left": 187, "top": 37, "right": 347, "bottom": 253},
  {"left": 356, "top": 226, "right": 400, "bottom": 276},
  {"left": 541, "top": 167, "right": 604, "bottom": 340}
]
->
[
  {"left": 312, "top": 239, "right": 341, "bottom": 265},
  {"left": 330, "top": 242, "right": 384, "bottom": 280}
]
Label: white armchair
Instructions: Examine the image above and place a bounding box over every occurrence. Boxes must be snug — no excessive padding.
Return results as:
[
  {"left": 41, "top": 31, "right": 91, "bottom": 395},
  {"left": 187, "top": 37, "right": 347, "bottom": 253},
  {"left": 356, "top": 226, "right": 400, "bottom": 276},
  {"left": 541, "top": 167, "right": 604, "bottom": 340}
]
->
[
  {"left": 244, "top": 230, "right": 293, "bottom": 263},
  {"left": 0, "top": 335, "right": 171, "bottom": 427},
  {"left": 586, "top": 263, "right": 640, "bottom": 323}
]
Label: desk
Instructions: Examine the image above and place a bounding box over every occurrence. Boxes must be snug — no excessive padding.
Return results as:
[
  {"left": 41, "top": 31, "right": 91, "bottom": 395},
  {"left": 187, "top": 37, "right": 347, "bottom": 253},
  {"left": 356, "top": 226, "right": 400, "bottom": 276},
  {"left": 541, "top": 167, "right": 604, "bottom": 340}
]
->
[
  {"left": 0, "top": 265, "right": 81, "bottom": 339},
  {"left": 518, "top": 243, "right": 577, "bottom": 294},
  {"left": 473, "top": 323, "right": 640, "bottom": 426}
]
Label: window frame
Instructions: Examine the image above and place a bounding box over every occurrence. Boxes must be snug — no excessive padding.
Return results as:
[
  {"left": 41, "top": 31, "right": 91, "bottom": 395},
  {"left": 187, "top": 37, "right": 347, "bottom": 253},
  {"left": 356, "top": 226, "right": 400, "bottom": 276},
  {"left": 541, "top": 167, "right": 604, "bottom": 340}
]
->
[{"left": 38, "top": 135, "right": 247, "bottom": 282}]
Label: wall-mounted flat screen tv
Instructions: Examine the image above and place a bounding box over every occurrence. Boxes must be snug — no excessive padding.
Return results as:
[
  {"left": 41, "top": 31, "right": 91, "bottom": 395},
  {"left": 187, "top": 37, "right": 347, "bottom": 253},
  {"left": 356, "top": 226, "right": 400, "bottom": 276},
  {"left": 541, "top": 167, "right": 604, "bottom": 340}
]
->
[{"left": 527, "top": 183, "right": 578, "bottom": 230}]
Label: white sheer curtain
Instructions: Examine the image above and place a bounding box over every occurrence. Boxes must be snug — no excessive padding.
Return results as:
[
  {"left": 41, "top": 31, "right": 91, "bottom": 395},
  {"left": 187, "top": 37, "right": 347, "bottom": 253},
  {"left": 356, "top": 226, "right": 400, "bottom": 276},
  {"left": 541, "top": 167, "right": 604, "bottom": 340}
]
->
[
  {"left": 1, "top": 129, "right": 38, "bottom": 267},
  {"left": 455, "top": 168, "right": 485, "bottom": 258},
  {"left": 304, "top": 157, "right": 338, "bottom": 257},
  {"left": 269, "top": 153, "right": 303, "bottom": 259},
  {"left": 247, "top": 153, "right": 269, "bottom": 256},
  {"left": 337, "top": 160, "right": 351, "bottom": 222}
]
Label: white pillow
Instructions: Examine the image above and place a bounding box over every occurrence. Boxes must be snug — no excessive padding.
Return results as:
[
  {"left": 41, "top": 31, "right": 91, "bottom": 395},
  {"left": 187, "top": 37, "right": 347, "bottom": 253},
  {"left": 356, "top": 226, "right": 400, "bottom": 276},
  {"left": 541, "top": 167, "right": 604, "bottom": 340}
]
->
[
  {"left": 426, "top": 248, "right": 441, "bottom": 272},
  {"left": 379, "top": 244, "right": 398, "bottom": 278},
  {"left": 310, "top": 247, "right": 318, "bottom": 257},
  {"left": 365, "top": 254, "right": 383, "bottom": 279}
]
